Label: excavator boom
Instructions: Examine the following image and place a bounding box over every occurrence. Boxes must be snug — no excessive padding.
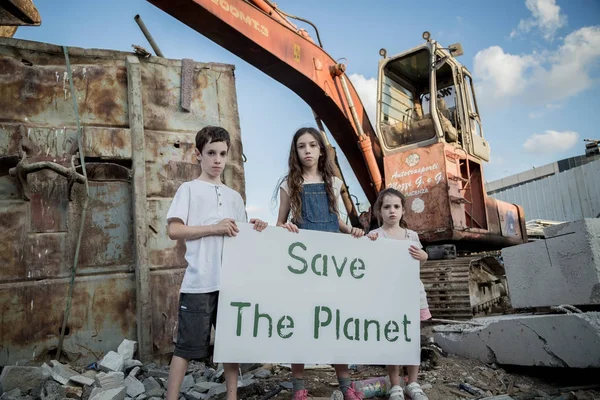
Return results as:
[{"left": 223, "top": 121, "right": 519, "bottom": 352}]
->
[{"left": 147, "top": 0, "right": 382, "bottom": 204}]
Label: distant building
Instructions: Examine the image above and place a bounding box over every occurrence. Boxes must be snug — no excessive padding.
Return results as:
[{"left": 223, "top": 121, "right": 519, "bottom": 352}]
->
[{"left": 486, "top": 153, "right": 600, "bottom": 222}]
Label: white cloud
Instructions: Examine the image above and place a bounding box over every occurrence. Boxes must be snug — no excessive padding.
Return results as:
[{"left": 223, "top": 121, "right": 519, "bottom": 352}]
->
[
  {"left": 473, "top": 46, "right": 536, "bottom": 98},
  {"left": 535, "top": 26, "right": 600, "bottom": 99},
  {"left": 528, "top": 103, "right": 563, "bottom": 118},
  {"left": 510, "top": 0, "right": 567, "bottom": 41},
  {"left": 523, "top": 130, "right": 579, "bottom": 153},
  {"left": 349, "top": 73, "right": 377, "bottom": 124},
  {"left": 474, "top": 26, "right": 600, "bottom": 106}
]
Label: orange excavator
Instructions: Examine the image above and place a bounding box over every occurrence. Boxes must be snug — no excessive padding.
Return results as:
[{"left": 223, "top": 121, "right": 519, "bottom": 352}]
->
[{"left": 147, "top": 0, "right": 528, "bottom": 319}]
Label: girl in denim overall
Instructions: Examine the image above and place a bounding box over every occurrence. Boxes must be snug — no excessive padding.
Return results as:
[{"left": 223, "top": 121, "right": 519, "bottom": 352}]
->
[
  {"left": 367, "top": 188, "right": 431, "bottom": 400},
  {"left": 276, "top": 127, "right": 365, "bottom": 400}
]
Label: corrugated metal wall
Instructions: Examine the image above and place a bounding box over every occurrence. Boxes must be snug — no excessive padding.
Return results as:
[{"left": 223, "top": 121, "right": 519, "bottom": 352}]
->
[{"left": 490, "top": 159, "right": 600, "bottom": 222}]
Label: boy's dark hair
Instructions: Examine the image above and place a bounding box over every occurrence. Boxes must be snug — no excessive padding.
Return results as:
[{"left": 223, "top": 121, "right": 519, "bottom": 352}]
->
[{"left": 195, "top": 126, "right": 231, "bottom": 153}]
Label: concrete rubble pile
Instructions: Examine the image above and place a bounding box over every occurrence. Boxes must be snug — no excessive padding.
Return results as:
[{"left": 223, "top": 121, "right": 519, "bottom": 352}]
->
[
  {"left": 1, "top": 336, "right": 599, "bottom": 400},
  {"left": 434, "top": 219, "right": 600, "bottom": 368},
  {"left": 0, "top": 339, "right": 268, "bottom": 400}
]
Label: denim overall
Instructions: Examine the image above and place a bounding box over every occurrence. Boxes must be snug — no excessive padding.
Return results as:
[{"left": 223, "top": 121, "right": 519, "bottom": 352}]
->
[{"left": 295, "top": 183, "right": 339, "bottom": 233}]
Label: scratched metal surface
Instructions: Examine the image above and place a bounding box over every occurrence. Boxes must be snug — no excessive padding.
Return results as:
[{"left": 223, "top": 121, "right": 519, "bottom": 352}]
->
[{"left": 0, "top": 37, "right": 245, "bottom": 365}]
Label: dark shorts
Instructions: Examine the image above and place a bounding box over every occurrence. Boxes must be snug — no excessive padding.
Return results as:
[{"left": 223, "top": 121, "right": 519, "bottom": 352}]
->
[{"left": 173, "top": 291, "right": 219, "bottom": 360}]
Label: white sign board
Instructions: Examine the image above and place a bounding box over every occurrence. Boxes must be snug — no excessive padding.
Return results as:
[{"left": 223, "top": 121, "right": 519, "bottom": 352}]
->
[{"left": 214, "top": 223, "right": 420, "bottom": 365}]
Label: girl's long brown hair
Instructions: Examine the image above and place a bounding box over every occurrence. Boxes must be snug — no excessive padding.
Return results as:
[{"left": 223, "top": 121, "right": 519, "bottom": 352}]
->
[
  {"left": 373, "top": 187, "right": 408, "bottom": 228},
  {"left": 285, "top": 127, "right": 338, "bottom": 223}
]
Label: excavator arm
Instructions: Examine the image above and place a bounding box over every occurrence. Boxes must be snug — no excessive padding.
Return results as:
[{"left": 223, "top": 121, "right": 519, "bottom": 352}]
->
[{"left": 147, "top": 0, "right": 383, "bottom": 207}]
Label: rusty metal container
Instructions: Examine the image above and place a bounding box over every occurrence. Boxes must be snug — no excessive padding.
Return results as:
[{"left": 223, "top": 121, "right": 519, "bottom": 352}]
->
[{"left": 0, "top": 37, "right": 245, "bottom": 365}]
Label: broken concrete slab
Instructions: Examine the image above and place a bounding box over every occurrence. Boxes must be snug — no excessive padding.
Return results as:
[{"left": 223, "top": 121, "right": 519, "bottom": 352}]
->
[
  {"left": 253, "top": 369, "right": 272, "bottom": 379},
  {"left": 123, "top": 360, "right": 143, "bottom": 373},
  {"left": 142, "top": 378, "right": 163, "bottom": 397},
  {"left": 69, "top": 375, "right": 95, "bottom": 386},
  {"left": 502, "top": 218, "right": 600, "bottom": 308},
  {"left": 0, "top": 366, "right": 47, "bottom": 393},
  {"left": 180, "top": 375, "right": 195, "bottom": 393},
  {"left": 64, "top": 385, "right": 84, "bottom": 399},
  {"left": 193, "top": 382, "right": 222, "bottom": 393},
  {"left": 128, "top": 367, "right": 141, "bottom": 379},
  {"left": 46, "top": 361, "right": 79, "bottom": 386},
  {"left": 38, "top": 380, "right": 66, "bottom": 400},
  {"left": 117, "top": 340, "right": 137, "bottom": 362},
  {"left": 0, "top": 389, "right": 21, "bottom": 400},
  {"left": 95, "top": 372, "right": 125, "bottom": 390},
  {"left": 182, "top": 391, "right": 205, "bottom": 400},
  {"left": 205, "top": 384, "right": 226, "bottom": 399},
  {"left": 89, "top": 386, "right": 126, "bottom": 400},
  {"left": 123, "top": 376, "right": 145, "bottom": 398},
  {"left": 145, "top": 368, "right": 169, "bottom": 378},
  {"left": 434, "top": 312, "right": 600, "bottom": 368},
  {"left": 100, "top": 351, "right": 125, "bottom": 373}
]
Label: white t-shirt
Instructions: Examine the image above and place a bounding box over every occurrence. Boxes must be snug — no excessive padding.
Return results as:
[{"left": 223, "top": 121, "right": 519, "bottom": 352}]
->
[
  {"left": 280, "top": 176, "right": 344, "bottom": 208},
  {"left": 370, "top": 227, "right": 429, "bottom": 310},
  {"left": 166, "top": 179, "right": 247, "bottom": 293}
]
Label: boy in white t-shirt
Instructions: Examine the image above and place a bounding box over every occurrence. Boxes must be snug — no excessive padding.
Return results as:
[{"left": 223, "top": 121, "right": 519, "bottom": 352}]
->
[{"left": 165, "top": 126, "right": 267, "bottom": 400}]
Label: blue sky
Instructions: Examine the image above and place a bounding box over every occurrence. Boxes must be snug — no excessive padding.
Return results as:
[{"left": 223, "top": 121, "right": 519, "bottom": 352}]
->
[{"left": 14, "top": 0, "right": 600, "bottom": 224}]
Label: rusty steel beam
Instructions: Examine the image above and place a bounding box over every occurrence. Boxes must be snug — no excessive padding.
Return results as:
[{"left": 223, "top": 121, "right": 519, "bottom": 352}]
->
[
  {"left": 0, "top": 0, "right": 41, "bottom": 26},
  {"left": 127, "top": 55, "right": 153, "bottom": 362},
  {"left": 146, "top": 0, "right": 382, "bottom": 204}
]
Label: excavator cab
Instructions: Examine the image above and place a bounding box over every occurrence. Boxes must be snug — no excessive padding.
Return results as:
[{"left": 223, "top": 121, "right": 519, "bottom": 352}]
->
[
  {"left": 373, "top": 33, "right": 525, "bottom": 252},
  {"left": 374, "top": 34, "right": 527, "bottom": 319},
  {"left": 376, "top": 33, "right": 489, "bottom": 161}
]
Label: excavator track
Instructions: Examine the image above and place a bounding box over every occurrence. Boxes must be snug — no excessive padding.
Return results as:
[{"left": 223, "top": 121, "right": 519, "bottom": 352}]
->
[{"left": 421, "top": 252, "right": 506, "bottom": 320}]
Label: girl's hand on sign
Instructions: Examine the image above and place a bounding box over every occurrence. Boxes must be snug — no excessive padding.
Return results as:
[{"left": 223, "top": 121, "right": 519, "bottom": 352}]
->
[
  {"left": 215, "top": 218, "right": 239, "bottom": 237},
  {"left": 350, "top": 227, "right": 364, "bottom": 238},
  {"left": 409, "top": 245, "right": 428, "bottom": 261},
  {"left": 280, "top": 222, "right": 300, "bottom": 233},
  {"left": 367, "top": 232, "right": 379, "bottom": 241},
  {"left": 250, "top": 218, "right": 268, "bottom": 232}
]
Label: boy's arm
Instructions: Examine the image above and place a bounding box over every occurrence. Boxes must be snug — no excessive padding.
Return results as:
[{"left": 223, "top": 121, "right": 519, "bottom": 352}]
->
[
  {"left": 234, "top": 193, "right": 268, "bottom": 232},
  {"left": 168, "top": 218, "right": 239, "bottom": 240}
]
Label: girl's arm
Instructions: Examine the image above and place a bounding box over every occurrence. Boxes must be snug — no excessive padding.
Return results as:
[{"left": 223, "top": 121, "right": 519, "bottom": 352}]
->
[
  {"left": 276, "top": 188, "right": 299, "bottom": 233},
  {"left": 167, "top": 218, "right": 239, "bottom": 240},
  {"left": 339, "top": 217, "right": 364, "bottom": 238},
  {"left": 409, "top": 245, "right": 428, "bottom": 267}
]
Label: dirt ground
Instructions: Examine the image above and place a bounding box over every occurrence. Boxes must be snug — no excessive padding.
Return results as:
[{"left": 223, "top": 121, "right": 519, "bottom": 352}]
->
[
  {"left": 237, "top": 326, "right": 600, "bottom": 400},
  {"left": 245, "top": 357, "right": 600, "bottom": 400}
]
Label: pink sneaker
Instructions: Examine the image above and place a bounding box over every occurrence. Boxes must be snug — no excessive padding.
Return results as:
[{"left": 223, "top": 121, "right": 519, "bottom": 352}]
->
[
  {"left": 292, "top": 389, "right": 309, "bottom": 400},
  {"left": 343, "top": 384, "right": 364, "bottom": 400}
]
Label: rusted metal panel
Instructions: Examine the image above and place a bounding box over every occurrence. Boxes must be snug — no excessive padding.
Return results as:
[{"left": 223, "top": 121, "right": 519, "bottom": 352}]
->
[
  {"left": 78, "top": 182, "right": 133, "bottom": 268},
  {"left": 0, "top": 124, "right": 132, "bottom": 159},
  {"left": 0, "top": 56, "right": 129, "bottom": 128},
  {"left": 150, "top": 270, "right": 184, "bottom": 357},
  {"left": 144, "top": 130, "right": 199, "bottom": 198},
  {"left": 24, "top": 232, "right": 67, "bottom": 280},
  {"left": 0, "top": 201, "right": 27, "bottom": 281},
  {"left": 0, "top": 37, "right": 245, "bottom": 365},
  {"left": 383, "top": 142, "right": 526, "bottom": 250},
  {"left": 0, "top": 274, "right": 136, "bottom": 365},
  {"left": 127, "top": 55, "right": 153, "bottom": 362},
  {"left": 29, "top": 172, "right": 70, "bottom": 232},
  {"left": 384, "top": 143, "right": 453, "bottom": 239}
]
